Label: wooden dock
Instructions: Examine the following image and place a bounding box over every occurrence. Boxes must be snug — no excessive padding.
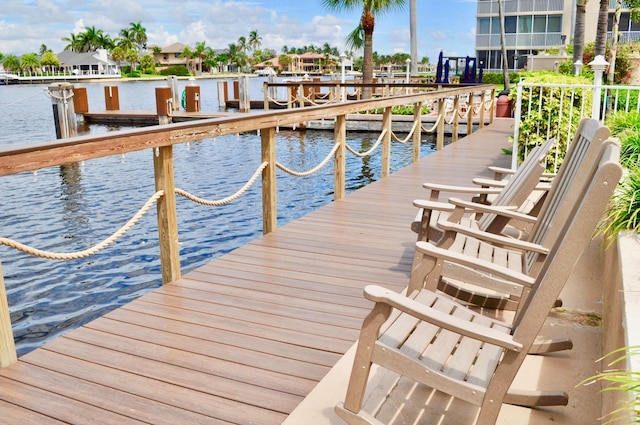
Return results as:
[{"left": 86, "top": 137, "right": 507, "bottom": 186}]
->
[{"left": 0, "top": 119, "right": 566, "bottom": 424}]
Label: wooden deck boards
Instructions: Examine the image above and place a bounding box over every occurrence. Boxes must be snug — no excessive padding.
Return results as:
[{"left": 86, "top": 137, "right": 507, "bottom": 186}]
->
[{"left": 0, "top": 119, "right": 515, "bottom": 424}]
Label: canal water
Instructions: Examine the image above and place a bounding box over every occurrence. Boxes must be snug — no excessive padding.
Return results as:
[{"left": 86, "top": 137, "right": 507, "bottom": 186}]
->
[{"left": 0, "top": 78, "right": 442, "bottom": 356}]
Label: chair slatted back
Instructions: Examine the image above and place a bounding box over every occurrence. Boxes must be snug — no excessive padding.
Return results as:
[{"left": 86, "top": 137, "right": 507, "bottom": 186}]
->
[{"left": 523, "top": 118, "right": 611, "bottom": 274}]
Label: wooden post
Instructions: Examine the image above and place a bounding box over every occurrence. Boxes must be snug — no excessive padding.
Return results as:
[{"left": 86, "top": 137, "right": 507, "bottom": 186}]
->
[
  {"left": 467, "top": 93, "right": 473, "bottom": 136},
  {"left": 489, "top": 88, "right": 496, "bottom": 124},
  {"left": 263, "top": 81, "right": 270, "bottom": 111},
  {"left": 334, "top": 115, "right": 346, "bottom": 200},
  {"left": 73, "top": 87, "right": 88, "bottom": 114},
  {"left": 48, "top": 82, "right": 77, "bottom": 139},
  {"left": 412, "top": 102, "right": 422, "bottom": 163},
  {"left": 153, "top": 146, "right": 181, "bottom": 284},
  {"left": 437, "top": 98, "right": 445, "bottom": 151},
  {"left": 452, "top": 95, "right": 460, "bottom": 143},
  {"left": 381, "top": 106, "right": 392, "bottom": 177},
  {"left": 184, "top": 84, "right": 200, "bottom": 112},
  {"left": 478, "top": 90, "right": 486, "bottom": 129},
  {"left": 233, "top": 80, "right": 239, "bottom": 101},
  {"left": 155, "top": 86, "right": 172, "bottom": 125},
  {"left": 298, "top": 83, "right": 305, "bottom": 108},
  {"left": 104, "top": 85, "right": 120, "bottom": 111},
  {"left": 261, "top": 127, "right": 277, "bottom": 234},
  {"left": 217, "top": 81, "right": 227, "bottom": 108},
  {"left": 0, "top": 261, "right": 17, "bottom": 367},
  {"left": 238, "top": 76, "right": 250, "bottom": 112},
  {"left": 167, "top": 76, "right": 180, "bottom": 112}
]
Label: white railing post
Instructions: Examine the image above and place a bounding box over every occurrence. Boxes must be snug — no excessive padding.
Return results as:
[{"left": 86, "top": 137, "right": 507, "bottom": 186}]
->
[
  {"left": 589, "top": 55, "right": 609, "bottom": 121},
  {"left": 511, "top": 83, "right": 524, "bottom": 169}
]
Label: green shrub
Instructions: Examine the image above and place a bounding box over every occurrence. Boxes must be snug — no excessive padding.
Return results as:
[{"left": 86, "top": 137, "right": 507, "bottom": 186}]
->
[
  {"left": 481, "top": 71, "right": 521, "bottom": 85},
  {"left": 159, "top": 65, "right": 190, "bottom": 76},
  {"left": 606, "top": 110, "right": 640, "bottom": 168},
  {"left": 509, "top": 73, "right": 593, "bottom": 172}
]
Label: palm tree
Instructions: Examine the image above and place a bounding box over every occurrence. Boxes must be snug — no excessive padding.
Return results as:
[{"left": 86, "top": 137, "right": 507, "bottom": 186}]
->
[
  {"left": 248, "top": 30, "right": 262, "bottom": 54},
  {"left": 322, "top": 0, "right": 407, "bottom": 99},
  {"left": 237, "top": 36, "right": 248, "bottom": 54},
  {"left": 62, "top": 33, "right": 82, "bottom": 52},
  {"left": 2, "top": 54, "right": 21, "bottom": 73},
  {"left": 595, "top": 0, "right": 609, "bottom": 56},
  {"left": 128, "top": 21, "right": 147, "bottom": 53},
  {"left": 118, "top": 28, "right": 136, "bottom": 52},
  {"left": 572, "top": 0, "right": 589, "bottom": 74},
  {"left": 20, "top": 53, "right": 40, "bottom": 75},
  {"left": 498, "top": 0, "right": 510, "bottom": 90}
]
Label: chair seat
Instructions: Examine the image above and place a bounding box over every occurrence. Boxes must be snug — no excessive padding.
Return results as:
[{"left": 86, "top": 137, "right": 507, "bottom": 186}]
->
[{"left": 376, "top": 289, "right": 511, "bottom": 404}]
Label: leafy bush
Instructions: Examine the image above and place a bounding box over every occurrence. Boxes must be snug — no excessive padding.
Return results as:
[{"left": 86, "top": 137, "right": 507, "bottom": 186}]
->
[
  {"left": 159, "top": 65, "right": 191, "bottom": 76},
  {"left": 509, "top": 73, "right": 593, "bottom": 171},
  {"left": 578, "top": 347, "right": 640, "bottom": 424},
  {"left": 481, "top": 71, "right": 521, "bottom": 85},
  {"left": 599, "top": 111, "right": 640, "bottom": 241}
]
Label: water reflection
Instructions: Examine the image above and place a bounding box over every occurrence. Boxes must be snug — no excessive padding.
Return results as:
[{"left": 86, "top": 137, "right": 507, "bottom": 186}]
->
[{"left": 59, "top": 163, "right": 90, "bottom": 245}]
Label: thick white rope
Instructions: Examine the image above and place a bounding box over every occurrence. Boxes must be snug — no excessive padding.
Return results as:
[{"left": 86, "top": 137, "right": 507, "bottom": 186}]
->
[
  {"left": 0, "top": 191, "right": 164, "bottom": 260},
  {"left": 276, "top": 143, "right": 340, "bottom": 177},
  {"left": 175, "top": 162, "right": 268, "bottom": 205},
  {"left": 346, "top": 129, "right": 386, "bottom": 157},
  {"left": 391, "top": 120, "right": 419, "bottom": 144}
]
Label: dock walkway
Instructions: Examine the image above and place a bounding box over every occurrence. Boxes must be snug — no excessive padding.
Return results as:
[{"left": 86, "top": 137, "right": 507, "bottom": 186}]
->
[{"left": 0, "top": 119, "right": 602, "bottom": 424}]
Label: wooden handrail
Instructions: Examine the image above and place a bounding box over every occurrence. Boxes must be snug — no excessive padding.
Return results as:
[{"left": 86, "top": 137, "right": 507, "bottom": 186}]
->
[{"left": 0, "top": 83, "right": 496, "bottom": 366}]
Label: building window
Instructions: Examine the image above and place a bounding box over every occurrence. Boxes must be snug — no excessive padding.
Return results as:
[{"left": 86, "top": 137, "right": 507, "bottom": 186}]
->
[
  {"left": 547, "top": 15, "right": 562, "bottom": 32},
  {"left": 533, "top": 15, "right": 547, "bottom": 32},
  {"left": 505, "top": 16, "right": 517, "bottom": 33},
  {"left": 519, "top": 16, "right": 532, "bottom": 33},
  {"left": 478, "top": 17, "right": 491, "bottom": 34}
]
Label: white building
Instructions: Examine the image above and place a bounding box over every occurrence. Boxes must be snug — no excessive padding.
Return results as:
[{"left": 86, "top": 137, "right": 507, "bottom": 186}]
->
[{"left": 475, "top": 0, "right": 639, "bottom": 72}]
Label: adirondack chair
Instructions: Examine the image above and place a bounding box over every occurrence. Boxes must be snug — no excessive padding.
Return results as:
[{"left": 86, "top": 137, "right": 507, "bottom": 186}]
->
[
  {"left": 335, "top": 143, "right": 622, "bottom": 425},
  {"left": 412, "top": 119, "right": 612, "bottom": 312},
  {"left": 411, "top": 137, "right": 557, "bottom": 243}
]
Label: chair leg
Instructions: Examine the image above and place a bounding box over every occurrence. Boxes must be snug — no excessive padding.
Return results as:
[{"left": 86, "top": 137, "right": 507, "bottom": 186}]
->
[
  {"left": 342, "top": 302, "right": 392, "bottom": 415},
  {"left": 528, "top": 338, "right": 573, "bottom": 354},
  {"left": 503, "top": 389, "right": 569, "bottom": 407}
]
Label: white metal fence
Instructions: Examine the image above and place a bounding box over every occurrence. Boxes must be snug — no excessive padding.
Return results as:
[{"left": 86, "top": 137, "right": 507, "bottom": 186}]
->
[{"left": 512, "top": 71, "right": 640, "bottom": 168}]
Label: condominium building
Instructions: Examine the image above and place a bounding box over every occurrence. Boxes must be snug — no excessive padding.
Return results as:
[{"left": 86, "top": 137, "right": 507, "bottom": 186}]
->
[{"left": 475, "top": 0, "right": 639, "bottom": 72}]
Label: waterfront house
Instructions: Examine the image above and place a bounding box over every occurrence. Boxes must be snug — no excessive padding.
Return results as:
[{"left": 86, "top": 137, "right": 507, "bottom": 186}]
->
[
  {"left": 253, "top": 52, "right": 337, "bottom": 75},
  {"left": 56, "top": 49, "right": 120, "bottom": 76}
]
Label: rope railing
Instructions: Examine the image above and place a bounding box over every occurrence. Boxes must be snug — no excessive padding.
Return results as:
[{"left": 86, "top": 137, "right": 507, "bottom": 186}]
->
[
  {"left": 0, "top": 191, "right": 164, "bottom": 260},
  {"left": 346, "top": 129, "right": 387, "bottom": 157},
  {"left": 175, "top": 161, "right": 269, "bottom": 206},
  {"left": 276, "top": 143, "right": 340, "bottom": 177},
  {"left": 391, "top": 120, "right": 419, "bottom": 144}
]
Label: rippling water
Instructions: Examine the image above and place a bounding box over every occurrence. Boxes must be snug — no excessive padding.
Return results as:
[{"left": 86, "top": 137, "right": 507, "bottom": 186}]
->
[{"left": 0, "top": 78, "right": 441, "bottom": 355}]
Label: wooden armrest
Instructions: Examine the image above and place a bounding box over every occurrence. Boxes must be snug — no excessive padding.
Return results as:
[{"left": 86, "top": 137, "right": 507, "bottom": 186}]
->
[
  {"left": 472, "top": 177, "right": 508, "bottom": 188},
  {"left": 364, "top": 285, "right": 523, "bottom": 351},
  {"left": 487, "top": 165, "right": 515, "bottom": 177},
  {"left": 413, "top": 199, "right": 456, "bottom": 213},
  {"left": 436, "top": 220, "right": 549, "bottom": 255},
  {"left": 448, "top": 198, "right": 537, "bottom": 223},
  {"left": 422, "top": 182, "right": 503, "bottom": 197},
  {"left": 415, "top": 241, "right": 537, "bottom": 287}
]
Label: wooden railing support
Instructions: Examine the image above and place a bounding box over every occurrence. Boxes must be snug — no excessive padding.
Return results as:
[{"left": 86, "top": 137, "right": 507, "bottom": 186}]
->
[
  {"left": 479, "top": 90, "right": 486, "bottom": 129},
  {"left": 381, "top": 106, "right": 393, "bottom": 177},
  {"left": 437, "top": 98, "right": 445, "bottom": 151},
  {"left": 262, "top": 127, "right": 278, "bottom": 234},
  {"left": 0, "top": 261, "right": 17, "bottom": 367},
  {"left": 489, "top": 88, "right": 496, "bottom": 124},
  {"left": 467, "top": 94, "right": 473, "bottom": 137},
  {"left": 452, "top": 95, "right": 460, "bottom": 143},
  {"left": 153, "top": 146, "right": 181, "bottom": 284},
  {"left": 334, "top": 115, "right": 347, "bottom": 200},
  {"left": 263, "top": 82, "right": 269, "bottom": 111},
  {"left": 412, "top": 102, "right": 422, "bottom": 162}
]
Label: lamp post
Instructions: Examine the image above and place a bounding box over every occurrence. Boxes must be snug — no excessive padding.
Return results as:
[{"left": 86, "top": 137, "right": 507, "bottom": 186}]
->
[
  {"left": 574, "top": 60, "right": 583, "bottom": 76},
  {"left": 560, "top": 34, "right": 567, "bottom": 56},
  {"left": 513, "top": 53, "right": 519, "bottom": 71},
  {"left": 589, "top": 55, "right": 609, "bottom": 120}
]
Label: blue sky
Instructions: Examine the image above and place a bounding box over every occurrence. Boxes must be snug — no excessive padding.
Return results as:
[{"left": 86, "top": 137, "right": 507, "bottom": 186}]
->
[{"left": 0, "top": 0, "right": 477, "bottom": 63}]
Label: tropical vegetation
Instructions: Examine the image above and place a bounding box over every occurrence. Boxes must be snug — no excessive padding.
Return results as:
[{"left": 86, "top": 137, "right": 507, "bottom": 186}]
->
[{"left": 321, "top": 0, "right": 407, "bottom": 98}]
